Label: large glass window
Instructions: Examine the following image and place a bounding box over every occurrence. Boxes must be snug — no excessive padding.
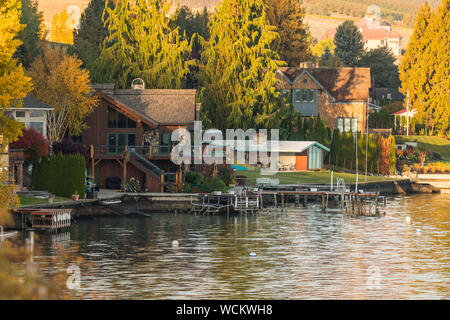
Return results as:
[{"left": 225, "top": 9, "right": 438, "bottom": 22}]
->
[
  {"left": 107, "top": 107, "right": 137, "bottom": 128},
  {"left": 107, "top": 133, "right": 137, "bottom": 153},
  {"left": 30, "top": 122, "right": 44, "bottom": 134},
  {"left": 337, "top": 117, "right": 358, "bottom": 133}
]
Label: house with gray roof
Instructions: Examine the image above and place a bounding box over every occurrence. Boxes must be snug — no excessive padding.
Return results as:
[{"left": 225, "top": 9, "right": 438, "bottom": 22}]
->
[{"left": 4, "top": 95, "right": 54, "bottom": 137}]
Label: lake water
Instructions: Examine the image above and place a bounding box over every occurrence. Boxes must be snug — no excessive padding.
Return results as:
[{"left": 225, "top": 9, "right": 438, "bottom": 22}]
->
[{"left": 35, "top": 193, "right": 450, "bottom": 299}]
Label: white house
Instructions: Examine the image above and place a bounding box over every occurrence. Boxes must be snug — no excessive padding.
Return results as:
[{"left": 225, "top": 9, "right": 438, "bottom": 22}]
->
[{"left": 4, "top": 95, "right": 53, "bottom": 137}]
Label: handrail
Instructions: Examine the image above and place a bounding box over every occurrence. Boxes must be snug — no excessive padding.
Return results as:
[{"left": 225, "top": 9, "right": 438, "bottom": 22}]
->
[{"left": 129, "top": 151, "right": 163, "bottom": 177}]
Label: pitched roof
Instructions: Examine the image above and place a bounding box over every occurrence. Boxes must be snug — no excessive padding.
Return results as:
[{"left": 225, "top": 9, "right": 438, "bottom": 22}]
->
[
  {"left": 207, "top": 140, "right": 330, "bottom": 153},
  {"left": 94, "top": 87, "right": 197, "bottom": 125},
  {"left": 8, "top": 95, "right": 54, "bottom": 110},
  {"left": 278, "top": 67, "right": 371, "bottom": 101}
]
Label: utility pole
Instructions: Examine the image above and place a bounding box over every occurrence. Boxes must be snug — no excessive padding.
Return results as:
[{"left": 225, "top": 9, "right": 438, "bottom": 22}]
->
[
  {"left": 355, "top": 127, "right": 358, "bottom": 194},
  {"left": 366, "top": 98, "right": 369, "bottom": 183}
]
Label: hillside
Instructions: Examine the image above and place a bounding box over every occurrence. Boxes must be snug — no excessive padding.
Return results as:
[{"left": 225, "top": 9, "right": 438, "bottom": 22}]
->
[{"left": 36, "top": 0, "right": 425, "bottom": 43}]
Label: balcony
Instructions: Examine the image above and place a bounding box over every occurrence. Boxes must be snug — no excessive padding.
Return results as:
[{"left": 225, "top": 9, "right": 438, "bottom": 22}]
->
[{"left": 91, "top": 145, "right": 173, "bottom": 159}]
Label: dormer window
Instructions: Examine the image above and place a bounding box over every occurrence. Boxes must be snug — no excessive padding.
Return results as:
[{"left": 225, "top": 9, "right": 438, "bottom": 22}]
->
[{"left": 295, "top": 89, "right": 315, "bottom": 103}]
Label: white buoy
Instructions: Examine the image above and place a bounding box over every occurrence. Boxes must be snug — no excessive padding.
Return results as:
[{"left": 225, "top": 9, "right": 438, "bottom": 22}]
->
[
  {"left": 416, "top": 229, "right": 422, "bottom": 233},
  {"left": 405, "top": 216, "right": 411, "bottom": 225},
  {"left": 249, "top": 252, "right": 256, "bottom": 257},
  {"left": 172, "top": 240, "right": 179, "bottom": 247}
]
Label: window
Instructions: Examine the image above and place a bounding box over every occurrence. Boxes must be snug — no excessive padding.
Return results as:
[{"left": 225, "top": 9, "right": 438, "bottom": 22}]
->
[
  {"left": 160, "top": 132, "right": 171, "bottom": 146},
  {"left": 30, "top": 122, "right": 44, "bottom": 134},
  {"left": 107, "top": 133, "right": 137, "bottom": 153},
  {"left": 30, "top": 110, "right": 45, "bottom": 117},
  {"left": 337, "top": 117, "right": 358, "bottom": 133},
  {"left": 107, "top": 107, "right": 137, "bottom": 128},
  {"left": 16, "top": 111, "right": 25, "bottom": 118},
  {"left": 294, "top": 89, "right": 315, "bottom": 103}
]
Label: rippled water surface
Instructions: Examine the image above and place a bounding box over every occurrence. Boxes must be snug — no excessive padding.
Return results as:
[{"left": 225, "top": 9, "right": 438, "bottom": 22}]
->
[{"left": 36, "top": 193, "right": 450, "bottom": 299}]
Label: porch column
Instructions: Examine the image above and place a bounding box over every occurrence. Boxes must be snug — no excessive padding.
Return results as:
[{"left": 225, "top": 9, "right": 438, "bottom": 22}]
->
[{"left": 17, "top": 161, "right": 23, "bottom": 190}]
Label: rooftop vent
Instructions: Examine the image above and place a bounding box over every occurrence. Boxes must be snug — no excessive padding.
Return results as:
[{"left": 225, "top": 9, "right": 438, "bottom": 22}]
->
[{"left": 131, "top": 78, "right": 145, "bottom": 90}]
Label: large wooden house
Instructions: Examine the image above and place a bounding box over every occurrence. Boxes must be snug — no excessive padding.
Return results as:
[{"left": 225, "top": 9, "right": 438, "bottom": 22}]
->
[{"left": 83, "top": 83, "right": 200, "bottom": 192}]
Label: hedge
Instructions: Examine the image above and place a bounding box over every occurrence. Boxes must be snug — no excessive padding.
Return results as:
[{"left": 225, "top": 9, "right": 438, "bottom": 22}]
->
[{"left": 32, "top": 153, "right": 86, "bottom": 198}]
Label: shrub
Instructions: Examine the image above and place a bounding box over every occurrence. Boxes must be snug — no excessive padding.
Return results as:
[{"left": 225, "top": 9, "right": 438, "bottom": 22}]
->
[
  {"left": 182, "top": 183, "right": 192, "bottom": 193},
  {"left": 201, "top": 177, "right": 228, "bottom": 193},
  {"left": 184, "top": 171, "right": 204, "bottom": 185},
  {"left": 52, "top": 139, "right": 87, "bottom": 157},
  {"left": 10, "top": 128, "right": 49, "bottom": 165},
  {"left": 218, "top": 165, "right": 235, "bottom": 185},
  {"left": 32, "top": 153, "right": 86, "bottom": 198},
  {"left": 126, "top": 177, "right": 140, "bottom": 192}
]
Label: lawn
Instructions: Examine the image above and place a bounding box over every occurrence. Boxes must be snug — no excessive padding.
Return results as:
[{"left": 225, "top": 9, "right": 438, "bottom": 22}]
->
[
  {"left": 238, "top": 169, "right": 396, "bottom": 186},
  {"left": 18, "top": 195, "right": 72, "bottom": 206},
  {"left": 395, "top": 135, "right": 450, "bottom": 162}
]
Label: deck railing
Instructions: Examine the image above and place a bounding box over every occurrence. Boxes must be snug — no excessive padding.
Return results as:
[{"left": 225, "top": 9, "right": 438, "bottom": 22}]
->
[{"left": 92, "top": 145, "right": 173, "bottom": 158}]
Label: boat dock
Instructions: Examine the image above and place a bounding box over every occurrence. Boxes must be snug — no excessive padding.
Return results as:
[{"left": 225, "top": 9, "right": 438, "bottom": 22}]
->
[{"left": 18, "top": 208, "right": 72, "bottom": 231}]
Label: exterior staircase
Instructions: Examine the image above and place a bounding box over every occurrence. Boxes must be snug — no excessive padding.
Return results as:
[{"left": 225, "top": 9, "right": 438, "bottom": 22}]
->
[{"left": 129, "top": 151, "right": 164, "bottom": 192}]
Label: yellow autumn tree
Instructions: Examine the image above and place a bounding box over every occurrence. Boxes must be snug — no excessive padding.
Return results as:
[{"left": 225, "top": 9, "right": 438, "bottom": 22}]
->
[
  {"left": 28, "top": 47, "right": 98, "bottom": 147},
  {"left": 0, "top": 0, "right": 33, "bottom": 146},
  {"left": 51, "top": 10, "right": 73, "bottom": 44}
]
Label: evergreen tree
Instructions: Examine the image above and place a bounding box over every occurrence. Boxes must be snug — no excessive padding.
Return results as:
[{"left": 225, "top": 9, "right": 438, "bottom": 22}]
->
[
  {"left": 399, "top": 3, "right": 433, "bottom": 132},
  {"left": 266, "top": 0, "right": 313, "bottom": 66},
  {"left": 334, "top": 20, "right": 365, "bottom": 67},
  {"left": 0, "top": 0, "right": 32, "bottom": 145},
  {"left": 95, "top": 0, "right": 194, "bottom": 89},
  {"left": 199, "top": 0, "right": 286, "bottom": 130},
  {"left": 426, "top": 0, "right": 450, "bottom": 134},
  {"left": 359, "top": 46, "right": 400, "bottom": 88},
  {"left": 312, "top": 38, "right": 335, "bottom": 57},
  {"left": 14, "top": 0, "right": 43, "bottom": 68},
  {"left": 73, "top": 0, "right": 112, "bottom": 77},
  {"left": 169, "top": 5, "right": 210, "bottom": 42},
  {"left": 400, "top": 0, "right": 449, "bottom": 135},
  {"left": 319, "top": 46, "right": 343, "bottom": 67}
]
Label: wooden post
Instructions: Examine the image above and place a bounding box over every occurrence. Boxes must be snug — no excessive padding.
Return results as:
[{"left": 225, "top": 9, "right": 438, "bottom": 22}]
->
[
  {"left": 90, "top": 144, "right": 95, "bottom": 186},
  {"left": 123, "top": 145, "right": 128, "bottom": 191},
  {"left": 160, "top": 172, "right": 164, "bottom": 192},
  {"left": 148, "top": 145, "right": 152, "bottom": 160},
  {"left": 17, "top": 162, "right": 23, "bottom": 191}
]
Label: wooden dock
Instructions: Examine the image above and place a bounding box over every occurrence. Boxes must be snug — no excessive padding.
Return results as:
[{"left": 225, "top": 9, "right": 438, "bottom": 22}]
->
[
  {"left": 189, "top": 192, "right": 260, "bottom": 215},
  {"left": 19, "top": 208, "right": 72, "bottom": 231},
  {"left": 258, "top": 189, "right": 385, "bottom": 216}
]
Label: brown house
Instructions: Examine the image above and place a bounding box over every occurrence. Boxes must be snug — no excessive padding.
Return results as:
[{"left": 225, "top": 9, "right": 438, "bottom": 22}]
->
[
  {"left": 83, "top": 83, "right": 199, "bottom": 192},
  {"left": 276, "top": 67, "right": 371, "bottom": 133}
]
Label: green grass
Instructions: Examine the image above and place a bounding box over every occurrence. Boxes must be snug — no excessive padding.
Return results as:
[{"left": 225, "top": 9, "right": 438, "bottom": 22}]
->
[
  {"left": 237, "top": 169, "right": 396, "bottom": 185},
  {"left": 395, "top": 135, "right": 450, "bottom": 161},
  {"left": 19, "top": 195, "right": 72, "bottom": 206}
]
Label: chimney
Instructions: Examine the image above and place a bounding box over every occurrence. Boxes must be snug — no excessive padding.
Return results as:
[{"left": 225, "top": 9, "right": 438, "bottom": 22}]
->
[{"left": 131, "top": 78, "right": 145, "bottom": 90}]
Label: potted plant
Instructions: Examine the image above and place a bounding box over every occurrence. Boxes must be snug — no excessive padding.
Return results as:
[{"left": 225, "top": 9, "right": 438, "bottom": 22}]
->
[
  {"left": 72, "top": 190, "right": 79, "bottom": 201},
  {"left": 47, "top": 194, "right": 55, "bottom": 204}
]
